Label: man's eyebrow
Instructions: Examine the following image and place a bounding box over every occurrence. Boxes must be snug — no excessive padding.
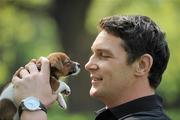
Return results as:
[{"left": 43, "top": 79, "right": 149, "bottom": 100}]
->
[
  {"left": 96, "top": 48, "right": 113, "bottom": 55},
  {"left": 91, "top": 47, "right": 110, "bottom": 52},
  {"left": 90, "top": 47, "right": 113, "bottom": 55}
]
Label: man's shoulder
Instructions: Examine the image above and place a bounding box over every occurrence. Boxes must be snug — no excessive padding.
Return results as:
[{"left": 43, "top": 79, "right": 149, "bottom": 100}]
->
[{"left": 119, "top": 110, "right": 171, "bottom": 120}]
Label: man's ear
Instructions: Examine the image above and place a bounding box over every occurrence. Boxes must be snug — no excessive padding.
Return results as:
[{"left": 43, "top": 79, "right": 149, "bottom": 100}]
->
[{"left": 134, "top": 54, "right": 153, "bottom": 76}]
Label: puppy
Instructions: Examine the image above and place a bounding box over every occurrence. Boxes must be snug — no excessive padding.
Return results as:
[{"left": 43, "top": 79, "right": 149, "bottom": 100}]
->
[{"left": 0, "top": 52, "right": 81, "bottom": 120}]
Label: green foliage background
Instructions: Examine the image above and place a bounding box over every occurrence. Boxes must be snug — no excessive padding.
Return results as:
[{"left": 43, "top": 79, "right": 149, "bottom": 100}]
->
[{"left": 0, "top": 0, "right": 180, "bottom": 119}]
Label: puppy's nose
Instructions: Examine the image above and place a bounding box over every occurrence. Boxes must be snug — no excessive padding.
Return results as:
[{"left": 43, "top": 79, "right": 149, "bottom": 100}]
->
[{"left": 77, "top": 63, "right": 81, "bottom": 68}]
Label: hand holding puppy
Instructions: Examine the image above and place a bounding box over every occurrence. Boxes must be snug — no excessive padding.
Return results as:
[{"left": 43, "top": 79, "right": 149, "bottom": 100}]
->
[
  {"left": 0, "top": 52, "right": 80, "bottom": 120},
  {"left": 13, "top": 52, "right": 80, "bottom": 109},
  {"left": 12, "top": 57, "right": 58, "bottom": 107}
]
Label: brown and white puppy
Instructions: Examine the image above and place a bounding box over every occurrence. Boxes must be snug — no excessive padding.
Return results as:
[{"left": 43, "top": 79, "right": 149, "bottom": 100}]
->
[{"left": 0, "top": 52, "right": 81, "bottom": 120}]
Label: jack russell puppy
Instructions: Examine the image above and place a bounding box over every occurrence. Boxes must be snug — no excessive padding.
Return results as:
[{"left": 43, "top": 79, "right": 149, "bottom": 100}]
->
[{"left": 0, "top": 52, "right": 81, "bottom": 120}]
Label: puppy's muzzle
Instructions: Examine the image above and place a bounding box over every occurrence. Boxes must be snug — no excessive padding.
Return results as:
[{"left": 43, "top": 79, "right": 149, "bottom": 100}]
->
[{"left": 68, "top": 62, "right": 81, "bottom": 76}]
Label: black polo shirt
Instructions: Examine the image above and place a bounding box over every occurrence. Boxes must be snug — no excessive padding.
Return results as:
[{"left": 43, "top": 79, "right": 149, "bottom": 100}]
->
[{"left": 95, "top": 95, "right": 171, "bottom": 120}]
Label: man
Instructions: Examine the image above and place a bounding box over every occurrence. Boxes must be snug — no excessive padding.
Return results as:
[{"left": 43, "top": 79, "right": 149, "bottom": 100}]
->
[
  {"left": 85, "top": 15, "right": 170, "bottom": 120},
  {"left": 12, "top": 15, "right": 171, "bottom": 120}
]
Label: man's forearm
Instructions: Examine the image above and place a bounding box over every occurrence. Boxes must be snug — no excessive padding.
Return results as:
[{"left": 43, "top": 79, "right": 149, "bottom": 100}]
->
[{"left": 21, "top": 111, "right": 47, "bottom": 120}]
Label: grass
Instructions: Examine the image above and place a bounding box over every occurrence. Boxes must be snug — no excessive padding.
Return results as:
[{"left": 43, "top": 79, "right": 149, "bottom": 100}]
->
[
  {"left": 48, "top": 104, "right": 95, "bottom": 120},
  {"left": 166, "top": 108, "right": 180, "bottom": 120}
]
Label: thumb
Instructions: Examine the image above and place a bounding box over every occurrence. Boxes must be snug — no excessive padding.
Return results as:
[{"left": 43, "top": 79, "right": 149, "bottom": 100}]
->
[{"left": 46, "top": 94, "right": 58, "bottom": 108}]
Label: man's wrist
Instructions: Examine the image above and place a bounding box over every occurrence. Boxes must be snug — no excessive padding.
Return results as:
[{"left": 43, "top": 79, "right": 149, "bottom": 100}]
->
[
  {"left": 21, "top": 110, "right": 48, "bottom": 120},
  {"left": 18, "top": 96, "right": 47, "bottom": 117}
]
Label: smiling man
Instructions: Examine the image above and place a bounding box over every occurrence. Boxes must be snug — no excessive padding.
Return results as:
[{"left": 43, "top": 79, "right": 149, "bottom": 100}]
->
[
  {"left": 85, "top": 15, "right": 171, "bottom": 120},
  {"left": 11, "top": 15, "right": 171, "bottom": 120}
]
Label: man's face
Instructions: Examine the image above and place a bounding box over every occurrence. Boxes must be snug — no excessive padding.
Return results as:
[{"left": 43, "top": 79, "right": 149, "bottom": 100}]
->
[{"left": 85, "top": 30, "right": 135, "bottom": 104}]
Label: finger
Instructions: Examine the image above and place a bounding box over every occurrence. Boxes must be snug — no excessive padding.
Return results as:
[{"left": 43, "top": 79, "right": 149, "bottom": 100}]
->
[
  {"left": 12, "top": 75, "right": 21, "bottom": 84},
  {"left": 25, "top": 61, "right": 38, "bottom": 74},
  {"left": 40, "top": 57, "right": 50, "bottom": 76},
  {"left": 30, "top": 59, "right": 37, "bottom": 63},
  {"left": 19, "top": 68, "right": 29, "bottom": 78},
  {"left": 52, "top": 94, "right": 58, "bottom": 101},
  {"left": 13, "top": 67, "right": 24, "bottom": 78},
  {"left": 12, "top": 76, "right": 23, "bottom": 90},
  {"left": 46, "top": 94, "right": 58, "bottom": 108}
]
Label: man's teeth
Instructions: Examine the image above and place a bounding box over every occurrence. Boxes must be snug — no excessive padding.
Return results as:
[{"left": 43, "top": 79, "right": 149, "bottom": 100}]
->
[{"left": 91, "top": 76, "right": 102, "bottom": 80}]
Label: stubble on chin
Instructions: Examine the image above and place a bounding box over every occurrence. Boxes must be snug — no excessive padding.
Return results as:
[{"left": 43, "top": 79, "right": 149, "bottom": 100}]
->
[
  {"left": 89, "top": 86, "right": 97, "bottom": 97},
  {"left": 90, "top": 85, "right": 103, "bottom": 99}
]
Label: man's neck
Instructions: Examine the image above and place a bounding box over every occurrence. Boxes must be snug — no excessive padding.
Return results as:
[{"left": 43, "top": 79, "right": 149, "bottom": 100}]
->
[{"left": 105, "top": 78, "right": 155, "bottom": 108}]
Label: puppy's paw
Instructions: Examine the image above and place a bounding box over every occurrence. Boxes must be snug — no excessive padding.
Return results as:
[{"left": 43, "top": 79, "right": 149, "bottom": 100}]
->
[
  {"left": 57, "top": 93, "right": 67, "bottom": 109},
  {"left": 58, "top": 81, "right": 71, "bottom": 96},
  {"left": 55, "top": 81, "right": 70, "bottom": 109}
]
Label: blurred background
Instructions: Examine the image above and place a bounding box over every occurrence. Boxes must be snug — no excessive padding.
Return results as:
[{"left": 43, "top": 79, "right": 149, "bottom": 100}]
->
[{"left": 0, "top": 0, "right": 180, "bottom": 119}]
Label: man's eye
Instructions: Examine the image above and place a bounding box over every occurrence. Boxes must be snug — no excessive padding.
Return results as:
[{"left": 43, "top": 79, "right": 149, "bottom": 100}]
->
[{"left": 100, "top": 52, "right": 110, "bottom": 58}]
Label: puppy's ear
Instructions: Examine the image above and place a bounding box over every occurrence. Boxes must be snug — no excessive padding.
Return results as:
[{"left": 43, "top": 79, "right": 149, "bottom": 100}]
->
[
  {"left": 49, "top": 57, "right": 63, "bottom": 71},
  {"left": 0, "top": 99, "right": 17, "bottom": 120},
  {"left": 134, "top": 54, "right": 153, "bottom": 76},
  {"left": 50, "top": 76, "right": 60, "bottom": 91},
  {"left": 49, "top": 59, "right": 63, "bottom": 71}
]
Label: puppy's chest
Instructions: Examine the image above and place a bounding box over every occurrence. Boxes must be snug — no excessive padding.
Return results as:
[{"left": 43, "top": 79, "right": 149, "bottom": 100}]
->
[{"left": 0, "top": 83, "right": 14, "bottom": 101}]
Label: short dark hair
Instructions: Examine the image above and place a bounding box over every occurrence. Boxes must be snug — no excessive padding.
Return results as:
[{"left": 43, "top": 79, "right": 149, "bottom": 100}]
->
[{"left": 99, "top": 15, "right": 170, "bottom": 89}]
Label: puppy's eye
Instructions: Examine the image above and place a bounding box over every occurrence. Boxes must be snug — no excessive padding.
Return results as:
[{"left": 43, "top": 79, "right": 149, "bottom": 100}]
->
[{"left": 63, "top": 59, "right": 71, "bottom": 65}]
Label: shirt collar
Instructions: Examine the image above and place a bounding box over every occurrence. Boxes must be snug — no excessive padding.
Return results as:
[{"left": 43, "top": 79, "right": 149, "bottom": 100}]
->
[{"left": 95, "top": 95, "right": 163, "bottom": 119}]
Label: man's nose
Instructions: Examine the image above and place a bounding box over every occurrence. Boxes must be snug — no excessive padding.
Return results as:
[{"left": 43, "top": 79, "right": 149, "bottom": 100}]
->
[
  {"left": 85, "top": 60, "right": 90, "bottom": 71},
  {"left": 85, "top": 58, "right": 98, "bottom": 71}
]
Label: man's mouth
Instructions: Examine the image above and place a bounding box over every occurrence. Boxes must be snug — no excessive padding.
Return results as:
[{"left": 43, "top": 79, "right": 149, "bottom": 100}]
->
[{"left": 90, "top": 75, "right": 103, "bottom": 82}]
